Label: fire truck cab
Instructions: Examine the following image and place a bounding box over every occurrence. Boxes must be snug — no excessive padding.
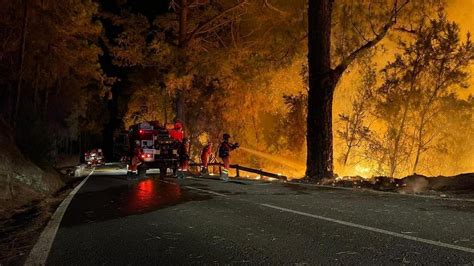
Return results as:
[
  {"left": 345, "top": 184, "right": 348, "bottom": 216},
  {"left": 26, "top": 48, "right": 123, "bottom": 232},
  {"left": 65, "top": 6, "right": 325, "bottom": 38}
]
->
[{"left": 126, "top": 121, "right": 180, "bottom": 178}]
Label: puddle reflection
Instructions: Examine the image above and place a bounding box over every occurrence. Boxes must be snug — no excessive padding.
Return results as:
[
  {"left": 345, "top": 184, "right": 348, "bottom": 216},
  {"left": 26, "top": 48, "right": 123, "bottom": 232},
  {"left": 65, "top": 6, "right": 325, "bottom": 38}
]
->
[
  {"left": 125, "top": 179, "right": 183, "bottom": 213},
  {"left": 61, "top": 178, "right": 211, "bottom": 226}
]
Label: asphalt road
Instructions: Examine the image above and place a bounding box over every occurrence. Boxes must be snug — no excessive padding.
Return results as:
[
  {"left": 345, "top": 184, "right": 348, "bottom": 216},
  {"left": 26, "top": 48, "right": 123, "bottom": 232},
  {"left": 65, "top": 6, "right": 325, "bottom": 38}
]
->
[{"left": 41, "top": 165, "right": 474, "bottom": 265}]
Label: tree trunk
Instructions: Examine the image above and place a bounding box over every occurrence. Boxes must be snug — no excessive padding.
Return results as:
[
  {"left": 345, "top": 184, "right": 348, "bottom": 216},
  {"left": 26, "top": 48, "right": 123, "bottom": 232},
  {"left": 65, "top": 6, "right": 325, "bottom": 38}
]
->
[
  {"left": 389, "top": 105, "right": 407, "bottom": 177},
  {"left": 176, "top": 91, "right": 185, "bottom": 123},
  {"left": 6, "top": 83, "right": 13, "bottom": 120},
  {"left": 13, "top": 0, "right": 29, "bottom": 125},
  {"left": 43, "top": 89, "right": 49, "bottom": 120},
  {"left": 33, "top": 86, "right": 38, "bottom": 112},
  {"left": 306, "top": 0, "right": 336, "bottom": 181},
  {"left": 178, "top": 0, "right": 188, "bottom": 48},
  {"left": 413, "top": 84, "right": 442, "bottom": 173},
  {"left": 389, "top": 101, "right": 409, "bottom": 177},
  {"left": 176, "top": 0, "right": 188, "bottom": 124},
  {"left": 412, "top": 108, "right": 428, "bottom": 173},
  {"left": 389, "top": 67, "right": 417, "bottom": 177},
  {"left": 163, "top": 92, "right": 168, "bottom": 125},
  {"left": 306, "top": 81, "right": 336, "bottom": 180},
  {"left": 343, "top": 144, "right": 352, "bottom": 166},
  {"left": 412, "top": 141, "right": 422, "bottom": 173}
]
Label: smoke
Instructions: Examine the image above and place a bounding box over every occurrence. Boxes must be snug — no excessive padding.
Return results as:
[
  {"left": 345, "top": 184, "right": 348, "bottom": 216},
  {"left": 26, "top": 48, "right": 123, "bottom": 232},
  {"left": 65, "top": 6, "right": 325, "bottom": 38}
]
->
[{"left": 401, "top": 175, "right": 430, "bottom": 193}]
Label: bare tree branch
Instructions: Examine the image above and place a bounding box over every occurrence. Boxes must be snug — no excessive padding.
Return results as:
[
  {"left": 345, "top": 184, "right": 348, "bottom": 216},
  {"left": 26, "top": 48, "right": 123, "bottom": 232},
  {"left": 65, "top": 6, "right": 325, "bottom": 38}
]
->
[
  {"left": 334, "top": 0, "right": 410, "bottom": 75},
  {"left": 394, "top": 26, "right": 417, "bottom": 35},
  {"left": 184, "top": 0, "right": 248, "bottom": 46},
  {"left": 352, "top": 22, "right": 370, "bottom": 43},
  {"left": 368, "top": 1, "right": 379, "bottom": 36},
  {"left": 263, "top": 0, "right": 288, "bottom": 16},
  {"left": 196, "top": 18, "right": 233, "bottom": 35}
]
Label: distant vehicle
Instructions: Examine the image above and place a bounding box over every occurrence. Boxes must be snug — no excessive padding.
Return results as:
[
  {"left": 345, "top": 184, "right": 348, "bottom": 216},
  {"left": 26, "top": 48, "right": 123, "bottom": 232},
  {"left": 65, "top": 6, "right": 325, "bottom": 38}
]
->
[
  {"left": 85, "top": 148, "right": 105, "bottom": 167},
  {"left": 115, "top": 121, "right": 181, "bottom": 178}
]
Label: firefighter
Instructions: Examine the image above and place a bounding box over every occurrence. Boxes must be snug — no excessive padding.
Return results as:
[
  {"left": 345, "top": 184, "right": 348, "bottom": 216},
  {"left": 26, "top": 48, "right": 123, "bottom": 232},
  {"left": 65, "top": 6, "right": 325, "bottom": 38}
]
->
[
  {"left": 128, "top": 140, "right": 142, "bottom": 180},
  {"left": 218, "top": 133, "right": 239, "bottom": 181},
  {"left": 169, "top": 121, "right": 184, "bottom": 142},
  {"left": 177, "top": 138, "right": 190, "bottom": 179},
  {"left": 200, "top": 142, "right": 213, "bottom": 175}
]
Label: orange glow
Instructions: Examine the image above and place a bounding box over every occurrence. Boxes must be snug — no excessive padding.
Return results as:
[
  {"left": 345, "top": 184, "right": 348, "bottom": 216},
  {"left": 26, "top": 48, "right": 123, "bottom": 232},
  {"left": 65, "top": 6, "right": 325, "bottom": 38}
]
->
[{"left": 238, "top": 147, "right": 305, "bottom": 170}]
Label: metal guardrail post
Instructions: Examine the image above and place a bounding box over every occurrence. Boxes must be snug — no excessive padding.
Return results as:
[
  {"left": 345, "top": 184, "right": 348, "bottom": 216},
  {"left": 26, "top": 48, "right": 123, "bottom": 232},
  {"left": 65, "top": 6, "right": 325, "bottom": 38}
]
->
[{"left": 236, "top": 165, "right": 240, "bottom": 177}]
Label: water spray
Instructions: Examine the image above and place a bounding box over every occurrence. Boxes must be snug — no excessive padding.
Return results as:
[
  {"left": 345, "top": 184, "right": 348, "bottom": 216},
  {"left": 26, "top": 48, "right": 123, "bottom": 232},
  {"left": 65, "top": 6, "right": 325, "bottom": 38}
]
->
[{"left": 238, "top": 146, "right": 305, "bottom": 170}]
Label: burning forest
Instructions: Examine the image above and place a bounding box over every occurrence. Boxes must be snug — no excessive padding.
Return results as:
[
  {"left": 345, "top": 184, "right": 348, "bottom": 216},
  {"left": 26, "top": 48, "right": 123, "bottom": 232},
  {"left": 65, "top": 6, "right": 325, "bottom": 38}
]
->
[{"left": 0, "top": 0, "right": 473, "bottom": 183}]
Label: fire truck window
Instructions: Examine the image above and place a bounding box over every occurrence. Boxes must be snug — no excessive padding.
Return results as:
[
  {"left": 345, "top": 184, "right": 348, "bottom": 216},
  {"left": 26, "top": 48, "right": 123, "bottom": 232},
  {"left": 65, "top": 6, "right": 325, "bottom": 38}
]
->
[{"left": 141, "top": 140, "right": 153, "bottom": 148}]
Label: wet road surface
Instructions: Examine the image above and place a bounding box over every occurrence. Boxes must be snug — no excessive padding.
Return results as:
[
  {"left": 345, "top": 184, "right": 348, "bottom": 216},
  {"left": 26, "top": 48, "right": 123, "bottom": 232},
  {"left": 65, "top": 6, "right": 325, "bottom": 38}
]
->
[{"left": 45, "top": 165, "right": 474, "bottom": 265}]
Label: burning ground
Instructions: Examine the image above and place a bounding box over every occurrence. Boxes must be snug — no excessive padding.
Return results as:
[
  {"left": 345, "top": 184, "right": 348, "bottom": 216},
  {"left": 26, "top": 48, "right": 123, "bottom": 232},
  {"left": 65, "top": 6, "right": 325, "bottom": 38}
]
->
[{"left": 292, "top": 173, "right": 474, "bottom": 199}]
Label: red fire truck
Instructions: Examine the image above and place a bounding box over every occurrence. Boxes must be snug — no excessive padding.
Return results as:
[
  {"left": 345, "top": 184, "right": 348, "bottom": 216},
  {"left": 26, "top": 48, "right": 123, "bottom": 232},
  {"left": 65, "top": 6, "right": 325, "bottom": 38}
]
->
[
  {"left": 84, "top": 148, "right": 105, "bottom": 167},
  {"left": 118, "top": 121, "right": 181, "bottom": 178}
]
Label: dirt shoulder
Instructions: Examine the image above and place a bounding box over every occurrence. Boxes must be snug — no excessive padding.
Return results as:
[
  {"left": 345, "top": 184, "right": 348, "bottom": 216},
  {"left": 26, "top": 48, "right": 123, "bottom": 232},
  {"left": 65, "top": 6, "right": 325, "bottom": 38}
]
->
[
  {"left": 313, "top": 173, "right": 474, "bottom": 199},
  {"left": 0, "top": 173, "right": 85, "bottom": 265}
]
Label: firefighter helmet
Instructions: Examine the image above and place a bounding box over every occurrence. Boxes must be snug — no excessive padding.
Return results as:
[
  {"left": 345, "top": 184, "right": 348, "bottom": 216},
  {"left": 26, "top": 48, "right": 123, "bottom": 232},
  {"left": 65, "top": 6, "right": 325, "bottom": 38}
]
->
[
  {"left": 223, "top": 133, "right": 231, "bottom": 140},
  {"left": 174, "top": 122, "right": 183, "bottom": 130}
]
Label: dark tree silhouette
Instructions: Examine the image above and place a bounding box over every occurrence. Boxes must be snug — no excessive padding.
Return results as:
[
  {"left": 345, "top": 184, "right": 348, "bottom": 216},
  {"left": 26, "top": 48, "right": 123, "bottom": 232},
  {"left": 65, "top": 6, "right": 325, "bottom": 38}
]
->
[
  {"left": 13, "top": 0, "right": 29, "bottom": 125},
  {"left": 306, "top": 0, "right": 408, "bottom": 181}
]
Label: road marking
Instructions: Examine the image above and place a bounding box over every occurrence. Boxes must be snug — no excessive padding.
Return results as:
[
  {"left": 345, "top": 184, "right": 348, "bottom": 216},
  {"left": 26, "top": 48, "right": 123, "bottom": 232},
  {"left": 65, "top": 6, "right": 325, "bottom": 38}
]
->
[
  {"left": 159, "top": 179, "right": 229, "bottom": 197},
  {"left": 25, "top": 169, "right": 95, "bottom": 265},
  {"left": 159, "top": 179, "right": 175, "bottom": 185},
  {"left": 183, "top": 186, "right": 228, "bottom": 197},
  {"left": 261, "top": 203, "right": 474, "bottom": 254},
  {"left": 166, "top": 177, "right": 474, "bottom": 254}
]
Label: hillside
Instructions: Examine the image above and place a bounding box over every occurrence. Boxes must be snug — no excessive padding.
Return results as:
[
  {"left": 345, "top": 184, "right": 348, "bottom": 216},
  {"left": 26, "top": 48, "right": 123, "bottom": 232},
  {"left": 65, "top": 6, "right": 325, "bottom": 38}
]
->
[{"left": 0, "top": 118, "right": 64, "bottom": 215}]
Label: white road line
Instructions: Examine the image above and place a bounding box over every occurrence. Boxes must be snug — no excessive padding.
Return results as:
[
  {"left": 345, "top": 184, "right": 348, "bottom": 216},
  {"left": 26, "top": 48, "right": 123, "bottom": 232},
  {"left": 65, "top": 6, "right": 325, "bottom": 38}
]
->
[
  {"left": 183, "top": 186, "right": 228, "bottom": 197},
  {"left": 159, "top": 179, "right": 229, "bottom": 197},
  {"left": 25, "top": 169, "right": 95, "bottom": 265},
  {"left": 159, "top": 179, "right": 175, "bottom": 185},
  {"left": 167, "top": 178, "right": 474, "bottom": 254},
  {"left": 261, "top": 203, "right": 474, "bottom": 254}
]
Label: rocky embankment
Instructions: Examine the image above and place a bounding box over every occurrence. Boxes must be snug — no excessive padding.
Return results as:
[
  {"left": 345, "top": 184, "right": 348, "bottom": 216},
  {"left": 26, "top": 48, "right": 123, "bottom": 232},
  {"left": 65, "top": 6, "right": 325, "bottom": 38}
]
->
[{"left": 0, "top": 118, "right": 64, "bottom": 215}]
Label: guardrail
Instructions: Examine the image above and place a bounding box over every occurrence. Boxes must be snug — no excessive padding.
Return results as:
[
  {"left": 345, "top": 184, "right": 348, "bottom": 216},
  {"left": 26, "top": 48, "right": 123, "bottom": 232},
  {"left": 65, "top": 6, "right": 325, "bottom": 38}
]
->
[{"left": 189, "top": 162, "right": 287, "bottom": 181}]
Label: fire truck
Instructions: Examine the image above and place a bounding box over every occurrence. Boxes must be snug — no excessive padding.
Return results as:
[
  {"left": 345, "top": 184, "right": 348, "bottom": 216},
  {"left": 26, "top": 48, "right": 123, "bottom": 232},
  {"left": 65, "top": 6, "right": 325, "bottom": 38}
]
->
[
  {"left": 84, "top": 148, "right": 105, "bottom": 167},
  {"left": 115, "top": 121, "right": 181, "bottom": 178}
]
